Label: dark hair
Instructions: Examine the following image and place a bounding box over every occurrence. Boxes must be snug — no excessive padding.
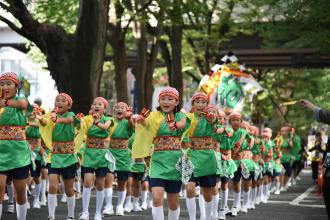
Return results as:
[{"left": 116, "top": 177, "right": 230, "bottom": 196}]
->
[
  {"left": 316, "top": 132, "right": 322, "bottom": 137},
  {"left": 156, "top": 104, "right": 181, "bottom": 114}
]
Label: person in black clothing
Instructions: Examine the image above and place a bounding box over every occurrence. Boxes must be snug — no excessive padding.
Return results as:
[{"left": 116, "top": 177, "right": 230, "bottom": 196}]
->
[
  {"left": 309, "top": 132, "right": 326, "bottom": 182},
  {"left": 300, "top": 99, "right": 330, "bottom": 218}
]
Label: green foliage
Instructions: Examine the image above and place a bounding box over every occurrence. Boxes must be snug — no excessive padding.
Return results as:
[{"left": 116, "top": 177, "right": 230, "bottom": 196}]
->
[
  {"left": 29, "top": 0, "right": 79, "bottom": 33},
  {"left": 247, "top": 0, "right": 330, "bottom": 52},
  {"left": 248, "top": 68, "right": 330, "bottom": 136}
]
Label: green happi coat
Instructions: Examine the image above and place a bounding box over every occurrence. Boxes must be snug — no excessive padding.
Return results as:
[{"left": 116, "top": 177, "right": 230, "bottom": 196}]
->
[
  {"left": 187, "top": 113, "right": 217, "bottom": 177},
  {"left": 0, "top": 98, "right": 31, "bottom": 171},
  {"left": 213, "top": 125, "right": 237, "bottom": 178},
  {"left": 83, "top": 115, "right": 112, "bottom": 169},
  {"left": 26, "top": 125, "right": 43, "bottom": 162},
  {"left": 149, "top": 112, "right": 189, "bottom": 181},
  {"left": 109, "top": 119, "right": 133, "bottom": 172},
  {"left": 231, "top": 127, "right": 255, "bottom": 173},
  {"left": 51, "top": 111, "right": 78, "bottom": 168}
]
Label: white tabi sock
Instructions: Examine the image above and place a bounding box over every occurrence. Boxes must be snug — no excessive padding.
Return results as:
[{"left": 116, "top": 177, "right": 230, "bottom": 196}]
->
[
  {"left": 263, "top": 184, "right": 268, "bottom": 198},
  {"left": 104, "top": 188, "right": 113, "bottom": 208},
  {"left": 125, "top": 195, "right": 132, "bottom": 206},
  {"left": 141, "top": 190, "right": 148, "bottom": 204},
  {"left": 117, "top": 191, "right": 127, "bottom": 207},
  {"left": 233, "top": 192, "right": 241, "bottom": 208},
  {"left": 276, "top": 182, "right": 281, "bottom": 191},
  {"left": 212, "top": 194, "right": 219, "bottom": 218},
  {"left": 48, "top": 194, "right": 57, "bottom": 218},
  {"left": 16, "top": 202, "right": 27, "bottom": 220},
  {"left": 198, "top": 194, "right": 205, "bottom": 218},
  {"left": 75, "top": 181, "right": 81, "bottom": 193},
  {"left": 34, "top": 183, "right": 41, "bottom": 201},
  {"left": 168, "top": 207, "right": 180, "bottom": 220},
  {"left": 243, "top": 190, "right": 250, "bottom": 207},
  {"left": 82, "top": 187, "right": 91, "bottom": 213},
  {"left": 41, "top": 179, "right": 47, "bottom": 202},
  {"left": 204, "top": 201, "right": 213, "bottom": 220},
  {"left": 152, "top": 205, "right": 164, "bottom": 220},
  {"left": 185, "top": 197, "right": 196, "bottom": 220},
  {"left": 96, "top": 190, "right": 104, "bottom": 215},
  {"left": 220, "top": 189, "right": 228, "bottom": 210},
  {"left": 250, "top": 188, "right": 257, "bottom": 205},
  {"left": 67, "top": 195, "right": 75, "bottom": 218}
]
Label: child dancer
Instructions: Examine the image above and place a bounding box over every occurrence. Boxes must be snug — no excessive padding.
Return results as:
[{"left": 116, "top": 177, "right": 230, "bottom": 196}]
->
[
  {"left": 132, "top": 87, "right": 189, "bottom": 220},
  {"left": 0, "top": 72, "right": 32, "bottom": 220},
  {"left": 249, "top": 126, "right": 263, "bottom": 209},
  {"left": 76, "top": 97, "right": 112, "bottom": 220},
  {"left": 228, "top": 112, "right": 253, "bottom": 216},
  {"left": 103, "top": 102, "right": 133, "bottom": 216},
  {"left": 185, "top": 93, "right": 218, "bottom": 220},
  {"left": 213, "top": 109, "right": 237, "bottom": 220},
  {"left": 38, "top": 93, "right": 78, "bottom": 220},
  {"left": 26, "top": 109, "right": 45, "bottom": 209}
]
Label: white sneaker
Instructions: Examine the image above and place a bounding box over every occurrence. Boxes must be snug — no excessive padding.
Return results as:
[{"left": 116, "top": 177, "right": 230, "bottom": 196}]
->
[
  {"left": 123, "top": 202, "right": 133, "bottom": 213},
  {"left": 115, "top": 205, "right": 124, "bottom": 216},
  {"left": 296, "top": 176, "right": 301, "bottom": 181},
  {"left": 241, "top": 206, "right": 248, "bottom": 213},
  {"left": 292, "top": 179, "right": 297, "bottom": 186},
  {"left": 141, "top": 202, "right": 147, "bottom": 210},
  {"left": 47, "top": 217, "right": 55, "bottom": 220},
  {"left": 133, "top": 203, "right": 142, "bottom": 212},
  {"left": 67, "top": 217, "right": 74, "bottom": 220},
  {"left": 61, "top": 194, "right": 67, "bottom": 203},
  {"left": 218, "top": 210, "right": 226, "bottom": 220},
  {"left": 270, "top": 186, "right": 276, "bottom": 194},
  {"left": 261, "top": 196, "right": 268, "bottom": 204},
  {"left": 287, "top": 181, "right": 292, "bottom": 187},
  {"left": 231, "top": 207, "right": 238, "bottom": 216},
  {"left": 250, "top": 203, "right": 256, "bottom": 210},
  {"left": 274, "top": 190, "right": 280, "bottom": 195},
  {"left": 102, "top": 206, "right": 114, "bottom": 215},
  {"left": 33, "top": 199, "right": 41, "bottom": 209},
  {"left": 94, "top": 213, "right": 102, "bottom": 220},
  {"left": 7, "top": 203, "right": 15, "bottom": 213},
  {"left": 255, "top": 196, "right": 260, "bottom": 205},
  {"left": 280, "top": 187, "right": 285, "bottom": 192},
  {"left": 224, "top": 206, "right": 231, "bottom": 216},
  {"left": 40, "top": 198, "right": 47, "bottom": 206},
  {"left": 79, "top": 212, "right": 89, "bottom": 220}
]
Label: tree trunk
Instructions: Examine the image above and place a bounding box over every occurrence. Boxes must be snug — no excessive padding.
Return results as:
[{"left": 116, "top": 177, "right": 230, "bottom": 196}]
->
[
  {"left": 169, "top": 24, "right": 183, "bottom": 104},
  {"left": 70, "top": 0, "right": 110, "bottom": 113},
  {"left": 133, "top": 16, "right": 148, "bottom": 111},
  {"left": 1, "top": 0, "right": 110, "bottom": 113},
  {"left": 108, "top": 1, "right": 129, "bottom": 103}
]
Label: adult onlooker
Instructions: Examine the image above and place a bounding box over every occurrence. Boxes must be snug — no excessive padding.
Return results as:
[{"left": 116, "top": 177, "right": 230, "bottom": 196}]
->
[
  {"left": 300, "top": 99, "right": 330, "bottom": 217},
  {"left": 308, "top": 132, "right": 326, "bottom": 183}
]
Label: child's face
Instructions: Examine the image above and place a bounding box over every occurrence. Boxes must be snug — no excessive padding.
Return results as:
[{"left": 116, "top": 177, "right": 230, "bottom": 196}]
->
[
  {"left": 262, "top": 135, "right": 270, "bottom": 142},
  {"left": 230, "top": 118, "right": 241, "bottom": 130},
  {"left": 192, "top": 98, "right": 208, "bottom": 114},
  {"left": 91, "top": 98, "right": 106, "bottom": 114},
  {"left": 55, "top": 95, "right": 70, "bottom": 114},
  {"left": 218, "top": 116, "right": 225, "bottom": 125},
  {"left": 114, "top": 103, "right": 127, "bottom": 119},
  {"left": 0, "top": 80, "right": 17, "bottom": 99},
  {"left": 159, "top": 95, "right": 178, "bottom": 114}
]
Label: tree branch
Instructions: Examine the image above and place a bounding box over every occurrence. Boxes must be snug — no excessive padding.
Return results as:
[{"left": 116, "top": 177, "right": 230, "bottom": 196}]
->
[
  {"left": 0, "top": 15, "right": 26, "bottom": 37},
  {"left": 0, "top": 2, "right": 10, "bottom": 11}
]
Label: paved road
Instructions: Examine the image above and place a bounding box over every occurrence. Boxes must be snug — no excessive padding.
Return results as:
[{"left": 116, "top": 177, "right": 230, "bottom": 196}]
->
[{"left": 2, "top": 169, "right": 328, "bottom": 219}]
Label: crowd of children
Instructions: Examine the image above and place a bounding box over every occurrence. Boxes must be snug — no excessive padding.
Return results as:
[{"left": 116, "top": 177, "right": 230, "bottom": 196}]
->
[{"left": 0, "top": 72, "right": 303, "bottom": 220}]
